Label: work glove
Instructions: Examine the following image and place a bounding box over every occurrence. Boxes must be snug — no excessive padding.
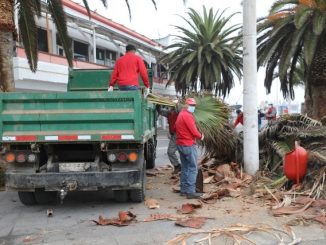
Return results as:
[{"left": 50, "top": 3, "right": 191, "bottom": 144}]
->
[
  {"left": 108, "top": 86, "right": 114, "bottom": 92},
  {"left": 144, "top": 88, "right": 150, "bottom": 98}
]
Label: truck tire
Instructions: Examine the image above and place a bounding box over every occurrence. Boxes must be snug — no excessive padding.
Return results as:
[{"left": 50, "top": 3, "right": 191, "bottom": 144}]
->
[
  {"left": 145, "top": 139, "right": 156, "bottom": 169},
  {"left": 34, "top": 189, "right": 57, "bottom": 204},
  {"left": 129, "top": 154, "right": 146, "bottom": 202},
  {"left": 114, "top": 190, "right": 128, "bottom": 202},
  {"left": 18, "top": 192, "right": 36, "bottom": 206}
]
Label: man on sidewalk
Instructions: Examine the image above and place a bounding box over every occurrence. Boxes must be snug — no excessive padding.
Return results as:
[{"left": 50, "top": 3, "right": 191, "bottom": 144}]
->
[
  {"left": 108, "top": 44, "right": 150, "bottom": 96},
  {"left": 175, "top": 98, "right": 204, "bottom": 199},
  {"left": 157, "top": 103, "right": 181, "bottom": 173}
]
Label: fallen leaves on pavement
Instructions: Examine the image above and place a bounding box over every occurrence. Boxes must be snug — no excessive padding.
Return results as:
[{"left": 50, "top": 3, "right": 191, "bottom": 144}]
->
[
  {"left": 143, "top": 213, "right": 182, "bottom": 222},
  {"left": 145, "top": 198, "right": 160, "bottom": 209},
  {"left": 167, "top": 223, "right": 301, "bottom": 245},
  {"left": 175, "top": 217, "right": 206, "bottom": 229},
  {"left": 179, "top": 202, "right": 202, "bottom": 214},
  {"left": 93, "top": 211, "right": 136, "bottom": 226}
]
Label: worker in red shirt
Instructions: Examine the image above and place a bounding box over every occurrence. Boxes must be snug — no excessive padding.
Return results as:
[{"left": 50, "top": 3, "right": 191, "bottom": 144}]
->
[
  {"left": 266, "top": 103, "right": 277, "bottom": 124},
  {"left": 233, "top": 109, "right": 244, "bottom": 128},
  {"left": 108, "top": 44, "right": 150, "bottom": 95},
  {"left": 157, "top": 101, "right": 181, "bottom": 173},
  {"left": 175, "top": 98, "right": 204, "bottom": 199}
]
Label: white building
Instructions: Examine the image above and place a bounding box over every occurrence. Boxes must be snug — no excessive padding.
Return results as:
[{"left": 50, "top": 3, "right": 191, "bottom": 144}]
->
[{"left": 13, "top": 0, "right": 176, "bottom": 96}]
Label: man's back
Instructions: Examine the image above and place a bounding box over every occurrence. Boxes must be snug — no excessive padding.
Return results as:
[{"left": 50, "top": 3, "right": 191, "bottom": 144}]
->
[{"left": 109, "top": 51, "right": 149, "bottom": 88}]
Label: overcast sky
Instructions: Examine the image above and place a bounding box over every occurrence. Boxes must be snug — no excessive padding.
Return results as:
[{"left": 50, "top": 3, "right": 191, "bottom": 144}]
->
[{"left": 72, "top": 0, "right": 304, "bottom": 109}]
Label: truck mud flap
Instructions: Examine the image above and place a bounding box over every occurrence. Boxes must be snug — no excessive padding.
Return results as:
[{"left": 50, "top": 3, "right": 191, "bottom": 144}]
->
[{"left": 5, "top": 171, "right": 141, "bottom": 191}]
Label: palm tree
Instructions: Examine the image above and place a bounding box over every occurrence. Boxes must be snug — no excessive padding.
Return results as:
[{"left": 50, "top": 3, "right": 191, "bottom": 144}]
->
[
  {"left": 257, "top": 0, "right": 326, "bottom": 120},
  {"left": 0, "top": 0, "right": 157, "bottom": 92},
  {"left": 160, "top": 7, "right": 242, "bottom": 97}
]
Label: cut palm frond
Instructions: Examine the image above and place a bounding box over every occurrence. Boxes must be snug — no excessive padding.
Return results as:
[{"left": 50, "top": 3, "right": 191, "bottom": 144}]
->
[
  {"left": 190, "top": 94, "right": 237, "bottom": 160},
  {"left": 148, "top": 93, "right": 237, "bottom": 161},
  {"left": 259, "top": 113, "right": 326, "bottom": 197},
  {"left": 147, "top": 93, "right": 176, "bottom": 107}
]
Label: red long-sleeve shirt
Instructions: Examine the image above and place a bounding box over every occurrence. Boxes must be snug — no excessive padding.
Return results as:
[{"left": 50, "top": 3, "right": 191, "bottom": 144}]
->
[
  {"left": 109, "top": 52, "right": 150, "bottom": 88},
  {"left": 233, "top": 112, "right": 244, "bottom": 127},
  {"left": 175, "top": 109, "right": 202, "bottom": 146}
]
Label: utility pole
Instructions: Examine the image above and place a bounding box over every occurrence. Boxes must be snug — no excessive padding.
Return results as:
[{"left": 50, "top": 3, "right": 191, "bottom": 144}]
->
[{"left": 243, "top": 0, "right": 259, "bottom": 175}]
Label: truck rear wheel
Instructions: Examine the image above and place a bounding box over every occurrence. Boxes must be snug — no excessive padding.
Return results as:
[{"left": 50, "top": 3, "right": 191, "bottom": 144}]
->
[
  {"left": 129, "top": 153, "right": 146, "bottom": 202},
  {"left": 34, "top": 189, "right": 57, "bottom": 204},
  {"left": 145, "top": 139, "right": 156, "bottom": 169},
  {"left": 18, "top": 192, "right": 36, "bottom": 206}
]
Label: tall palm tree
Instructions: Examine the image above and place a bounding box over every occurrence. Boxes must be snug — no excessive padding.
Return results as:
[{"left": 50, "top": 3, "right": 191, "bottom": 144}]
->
[
  {"left": 160, "top": 7, "right": 242, "bottom": 97},
  {"left": 0, "top": 0, "right": 157, "bottom": 92},
  {"left": 257, "top": 0, "right": 326, "bottom": 120}
]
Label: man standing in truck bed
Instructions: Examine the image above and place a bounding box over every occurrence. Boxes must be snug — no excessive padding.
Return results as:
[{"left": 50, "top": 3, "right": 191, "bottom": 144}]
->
[{"left": 108, "top": 44, "right": 150, "bottom": 95}]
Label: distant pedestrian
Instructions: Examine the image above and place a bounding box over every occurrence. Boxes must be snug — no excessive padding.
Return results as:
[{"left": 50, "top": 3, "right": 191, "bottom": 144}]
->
[
  {"left": 233, "top": 109, "right": 243, "bottom": 128},
  {"left": 157, "top": 102, "right": 181, "bottom": 173},
  {"left": 266, "top": 103, "right": 277, "bottom": 124},
  {"left": 175, "top": 98, "right": 204, "bottom": 199}
]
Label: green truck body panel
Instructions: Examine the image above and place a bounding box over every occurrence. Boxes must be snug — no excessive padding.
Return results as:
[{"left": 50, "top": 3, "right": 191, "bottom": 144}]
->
[
  {"left": 67, "top": 68, "right": 153, "bottom": 91},
  {"left": 0, "top": 91, "right": 155, "bottom": 143}
]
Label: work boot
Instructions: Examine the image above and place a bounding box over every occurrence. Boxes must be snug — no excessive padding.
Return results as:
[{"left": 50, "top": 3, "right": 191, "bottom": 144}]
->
[
  {"left": 186, "top": 192, "right": 203, "bottom": 199},
  {"left": 172, "top": 165, "right": 181, "bottom": 174}
]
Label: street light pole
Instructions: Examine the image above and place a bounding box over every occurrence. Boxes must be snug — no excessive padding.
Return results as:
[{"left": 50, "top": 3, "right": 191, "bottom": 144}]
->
[{"left": 243, "top": 0, "right": 259, "bottom": 175}]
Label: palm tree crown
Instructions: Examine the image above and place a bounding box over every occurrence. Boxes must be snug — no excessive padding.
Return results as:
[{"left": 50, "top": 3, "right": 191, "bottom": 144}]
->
[
  {"left": 160, "top": 7, "right": 242, "bottom": 97},
  {"left": 257, "top": 0, "right": 326, "bottom": 99}
]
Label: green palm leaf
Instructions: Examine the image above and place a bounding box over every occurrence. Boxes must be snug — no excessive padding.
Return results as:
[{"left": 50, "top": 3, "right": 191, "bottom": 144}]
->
[
  {"left": 17, "top": 0, "right": 38, "bottom": 72},
  {"left": 160, "top": 7, "right": 242, "bottom": 97}
]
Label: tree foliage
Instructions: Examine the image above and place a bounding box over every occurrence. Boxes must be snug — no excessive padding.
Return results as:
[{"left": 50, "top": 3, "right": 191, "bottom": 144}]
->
[
  {"left": 160, "top": 7, "right": 242, "bottom": 97},
  {"left": 257, "top": 0, "right": 326, "bottom": 99}
]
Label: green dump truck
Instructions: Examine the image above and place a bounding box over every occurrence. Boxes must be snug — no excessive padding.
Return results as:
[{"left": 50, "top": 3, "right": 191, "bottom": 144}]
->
[{"left": 0, "top": 69, "right": 157, "bottom": 205}]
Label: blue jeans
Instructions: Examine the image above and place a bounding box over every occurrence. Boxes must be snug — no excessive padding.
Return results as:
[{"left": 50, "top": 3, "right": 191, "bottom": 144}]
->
[
  {"left": 177, "top": 145, "right": 198, "bottom": 194},
  {"left": 118, "top": 85, "right": 139, "bottom": 91}
]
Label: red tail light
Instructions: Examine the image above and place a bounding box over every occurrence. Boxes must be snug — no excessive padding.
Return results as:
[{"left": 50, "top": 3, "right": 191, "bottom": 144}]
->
[
  {"left": 117, "top": 152, "right": 128, "bottom": 162},
  {"left": 16, "top": 153, "right": 26, "bottom": 163}
]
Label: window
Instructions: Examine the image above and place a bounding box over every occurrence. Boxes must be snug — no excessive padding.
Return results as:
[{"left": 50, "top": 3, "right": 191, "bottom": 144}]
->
[
  {"left": 73, "top": 40, "right": 89, "bottom": 61},
  {"left": 105, "top": 50, "right": 117, "bottom": 67},
  {"left": 106, "top": 50, "right": 116, "bottom": 61},
  {"left": 37, "top": 28, "right": 48, "bottom": 52},
  {"left": 96, "top": 48, "right": 105, "bottom": 65}
]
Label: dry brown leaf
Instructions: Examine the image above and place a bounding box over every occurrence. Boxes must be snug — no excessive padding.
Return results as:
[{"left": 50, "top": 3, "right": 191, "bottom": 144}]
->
[
  {"left": 93, "top": 211, "right": 136, "bottom": 226},
  {"left": 204, "top": 175, "right": 215, "bottom": 184},
  {"left": 216, "top": 164, "right": 233, "bottom": 177},
  {"left": 180, "top": 202, "right": 202, "bottom": 214},
  {"left": 314, "top": 216, "right": 326, "bottom": 226},
  {"left": 143, "top": 213, "right": 180, "bottom": 222},
  {"left": 145, "top": 198, "right": 160, "bottom": 209},
  {"left": 118, "top": 211, "right": 136, "bottom": 222},
  {"left": 175, "top": 217, "right": 206, "bottom": 229},
  {"left": 272, "top": 201, "right": 313, "bottom": 216}
]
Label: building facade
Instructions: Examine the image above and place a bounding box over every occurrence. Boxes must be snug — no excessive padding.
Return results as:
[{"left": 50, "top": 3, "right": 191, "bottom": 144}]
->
[{"left": 13, "top": 0, "right": 175, "bottom": 96}]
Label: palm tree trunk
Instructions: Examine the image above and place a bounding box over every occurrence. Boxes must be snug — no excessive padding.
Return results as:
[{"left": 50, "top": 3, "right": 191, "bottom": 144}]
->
[
  {"left": 304, "top": 39, "right": 326, "bottom": 120},
  {"left": 0, "top": 0, "right": 15, "bottom": 92}
]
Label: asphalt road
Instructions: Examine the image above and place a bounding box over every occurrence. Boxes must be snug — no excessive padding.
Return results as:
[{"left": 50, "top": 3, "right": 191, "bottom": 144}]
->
[{"left": 0, "top": 132, "right": 325, "bottom": 245}]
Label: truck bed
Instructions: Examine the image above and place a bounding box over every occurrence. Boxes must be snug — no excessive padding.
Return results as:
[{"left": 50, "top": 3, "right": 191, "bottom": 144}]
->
[{"left": 0, "top": 91, "right": 155, "bottom": 143}]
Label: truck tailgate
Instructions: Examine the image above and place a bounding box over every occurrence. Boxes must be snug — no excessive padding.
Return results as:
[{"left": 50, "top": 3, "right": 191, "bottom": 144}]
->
[{"left": 0, "top": 91, "right": 148, "bottom": 143}]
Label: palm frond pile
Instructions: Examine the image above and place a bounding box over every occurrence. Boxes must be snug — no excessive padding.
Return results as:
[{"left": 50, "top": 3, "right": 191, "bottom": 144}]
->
[
  {"left": 259, "top": 114, "right": 326, "bottom": 197},
  {"left": 148, "top": 93, "right": 237, "bottom": 161}
]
